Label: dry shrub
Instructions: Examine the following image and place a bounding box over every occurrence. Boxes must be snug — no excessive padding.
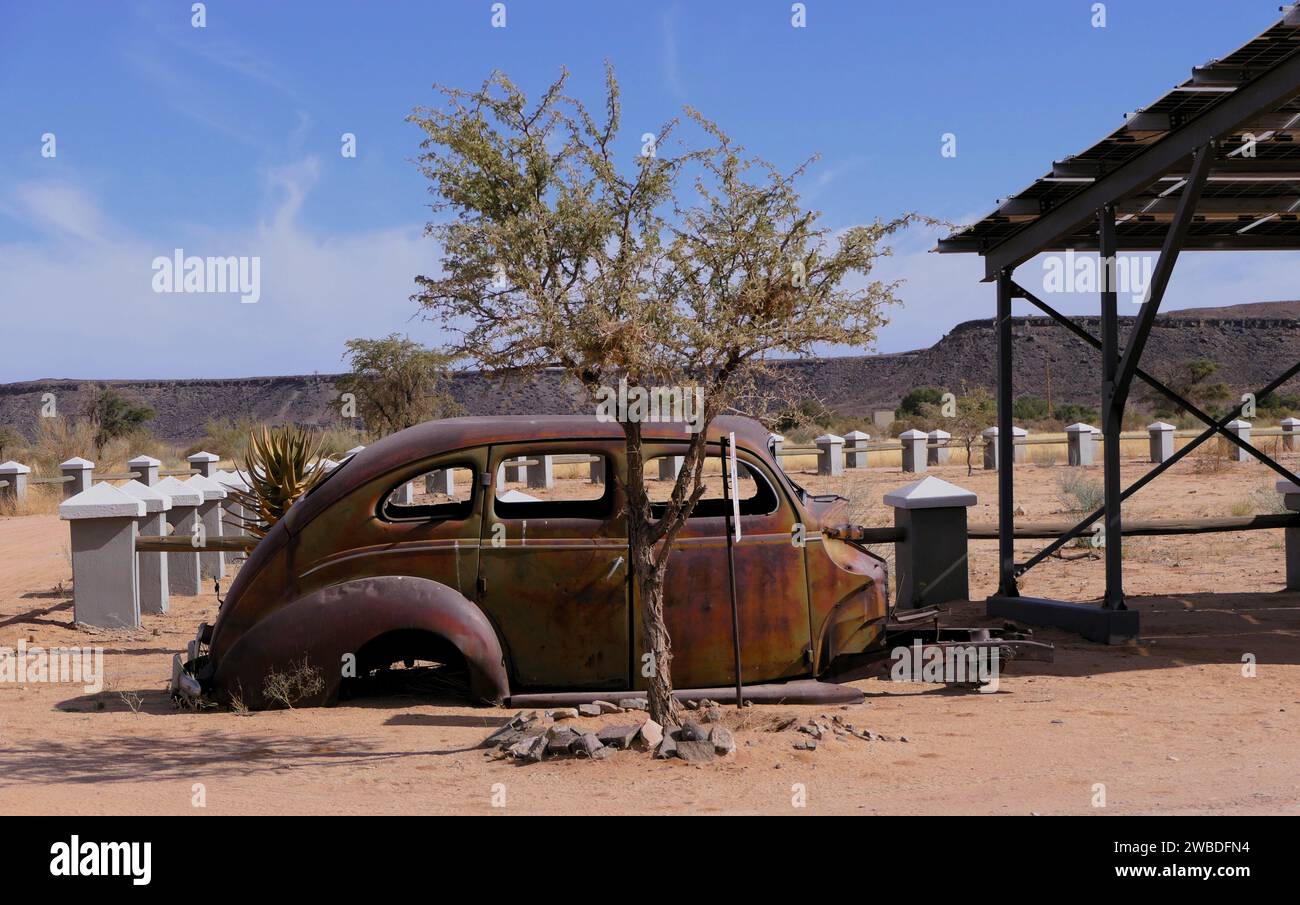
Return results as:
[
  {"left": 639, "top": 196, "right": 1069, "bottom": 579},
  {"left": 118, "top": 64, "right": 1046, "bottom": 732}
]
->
[
  {"left": 262, "top": 656, "right": 325, "bottom": 709},
  {"left": 1191, "top": 437, "right": 1230, "bottom": 474}
]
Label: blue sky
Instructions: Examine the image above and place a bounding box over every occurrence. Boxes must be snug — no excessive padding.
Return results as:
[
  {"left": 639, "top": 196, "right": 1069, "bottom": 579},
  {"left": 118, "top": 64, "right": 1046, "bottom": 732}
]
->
[{"left": 2, "top": 0, "right": 1297, "bottom": 381}]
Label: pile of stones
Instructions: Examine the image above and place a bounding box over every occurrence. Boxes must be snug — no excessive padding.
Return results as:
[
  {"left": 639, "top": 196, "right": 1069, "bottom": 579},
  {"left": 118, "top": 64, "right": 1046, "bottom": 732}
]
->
[
  {"left": 772, "top": 712, "right": 908, "bottom": 751},
  {"left": 479, "top": 698, "right": 737, "bottom": 765}
]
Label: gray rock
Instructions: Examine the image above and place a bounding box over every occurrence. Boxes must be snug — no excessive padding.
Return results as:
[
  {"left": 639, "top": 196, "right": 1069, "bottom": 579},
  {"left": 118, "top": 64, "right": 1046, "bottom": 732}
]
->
[
  {"left": 617, "top": 698, "right": 648, "bottom": 711},
  {"left": 702, "top": 707, "right": 722, "bottom": 723},
  {"left": 676, "top": 739, "right": 716, "bottom": 763},
  {"left": 547, "top": 707, "right": 579, "bottom": 721},
  {"left": 793, "top": 739, "right": 818, "bottom": 751},
  {"left": 597, "top": 724, "right": 641, "bottom": 750},
  {"left": 636, "top": 719, "right": 664, "bottom": 750},
  {"left": 577, "top": 703, "right": 603, "bottom": 718},
  {"left": 593, "top": 700, "right": 623, "bottom": 714},
  {"left": 710, "top": 725, "right": 736, "bottom": 755},
  {"left": 546, "top": 728, "right": 578, "bottom": 755},
  {"left": 509, "top": 733, "right": 546, "bottom": 762},
  {"left": 677, "top": 720, "right": 709, "bottom": 742},
  {"left": 654, "top": 733, "right": 678, "bottom": 759},
  {"left": 572, "top": 733, "right": 604, "bottom": 758},
  {"left": 592, "top": 745, "right": 615, "bottom": 760},
  {"left": 479, "top": 711, "right": 528, "bottom": 748}
]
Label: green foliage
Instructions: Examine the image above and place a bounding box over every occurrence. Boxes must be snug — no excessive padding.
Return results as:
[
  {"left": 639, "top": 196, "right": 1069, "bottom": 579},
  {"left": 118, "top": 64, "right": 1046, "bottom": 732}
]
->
[
  {"left": 81, "top": 386, "right": 155, "bottom": 457},
  {"left": 1011, "top": 395, "right": 1049, "bottom": 422},
  {"left": 1143, "top": 358, "right": 1230, "bottom": 418},
  {"left": 228, "top": 425, "right": 327, "bottom": 538},
  {"left": 1257, "top": 391, "right": 1300, "bottom": 418},
  {"left": 1051, "top": 403, "right": 1099, "bottom": 425},
  {"left": 0, "top": 425, "right": 22, "bottom": 460},
  {"left": 898, "top": 386, "right": 945, "bottom": 418},
  {"left": 336, "top": 334, "right": 463, "bottom": 439},
  {"left": 774, "top": 398, "right": 838, "bottom": 433}
]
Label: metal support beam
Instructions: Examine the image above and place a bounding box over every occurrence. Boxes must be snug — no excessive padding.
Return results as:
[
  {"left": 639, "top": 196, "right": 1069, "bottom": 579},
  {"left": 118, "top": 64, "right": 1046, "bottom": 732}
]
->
[
  {"left": 1098, "top": 204, "right": 1126, "bottom": 610},
  {"left": 995, "top": 270, "right": 1018, "bottom": 598}
]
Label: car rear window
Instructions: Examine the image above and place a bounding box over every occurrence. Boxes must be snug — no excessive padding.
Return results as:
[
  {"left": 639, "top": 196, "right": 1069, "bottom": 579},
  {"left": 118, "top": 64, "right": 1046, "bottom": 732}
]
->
[{"left": 381, "top": 464, "right": 475, "bottom": 521}]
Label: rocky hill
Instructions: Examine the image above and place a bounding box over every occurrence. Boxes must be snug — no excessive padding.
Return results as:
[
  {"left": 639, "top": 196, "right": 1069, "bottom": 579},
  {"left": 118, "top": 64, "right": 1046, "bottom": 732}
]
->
[{"left": 3, "top": 302, "right": 1297, "bottom": 443}]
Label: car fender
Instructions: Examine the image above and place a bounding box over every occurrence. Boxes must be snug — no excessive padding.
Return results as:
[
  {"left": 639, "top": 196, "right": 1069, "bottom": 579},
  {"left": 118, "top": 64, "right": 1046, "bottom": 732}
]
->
[{"left": 210, "top": 575, "right": 509, "bottom": 708}]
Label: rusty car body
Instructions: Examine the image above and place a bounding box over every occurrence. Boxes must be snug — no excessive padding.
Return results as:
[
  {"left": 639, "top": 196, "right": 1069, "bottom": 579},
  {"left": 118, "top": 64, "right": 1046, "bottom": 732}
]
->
[{"left": 178, "top": 415, "right": 1040, "bottom": 709}]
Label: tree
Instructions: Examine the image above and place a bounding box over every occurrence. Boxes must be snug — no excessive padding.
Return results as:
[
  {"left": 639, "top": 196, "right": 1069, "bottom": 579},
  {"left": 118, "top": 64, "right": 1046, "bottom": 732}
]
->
[
  {"left": 898, "top": 386, "right": 944, "bottom": 418},
  {"left": 81, "top": 387, "right": 155, "bottom": 457},
  {"left": 0, "top": 425, "right": 22, "bottom": 460},
  {"left": 935, "top": 384, "right": 996, "bottom": 476},
  {"left": 337, "top": 334, "right": 464, "bottom": 438},
  {"left": 409, "top": 67, "right": 922, "bottom": 726},
  {"left": 1142, "top": 358, "right": 1230, "bottom": 418}
]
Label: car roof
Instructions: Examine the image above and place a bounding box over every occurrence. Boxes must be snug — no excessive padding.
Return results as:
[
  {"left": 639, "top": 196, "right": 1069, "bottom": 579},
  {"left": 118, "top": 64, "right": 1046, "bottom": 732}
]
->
[{"left": 282, "top": 415, "right": 775, "bottom": 534}]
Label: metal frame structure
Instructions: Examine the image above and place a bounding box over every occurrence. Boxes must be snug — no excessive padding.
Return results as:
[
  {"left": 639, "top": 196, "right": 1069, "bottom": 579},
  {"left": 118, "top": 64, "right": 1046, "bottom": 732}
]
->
[{"left": 939, "top": 7, "right": 1300, "bottom": 643}]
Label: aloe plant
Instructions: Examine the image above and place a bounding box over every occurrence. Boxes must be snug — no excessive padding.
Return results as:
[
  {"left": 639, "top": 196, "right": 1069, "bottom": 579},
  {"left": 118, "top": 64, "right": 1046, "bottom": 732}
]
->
[{"left": 229, "top": 425, "right": 327, "bottom": 538}]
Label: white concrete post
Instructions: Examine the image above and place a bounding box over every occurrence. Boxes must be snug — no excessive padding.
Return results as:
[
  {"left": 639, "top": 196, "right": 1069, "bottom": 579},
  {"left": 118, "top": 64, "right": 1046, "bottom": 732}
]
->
[
  {"left": 0, "top": 460, "right": 31, "bottom": 506},
  {"left": 392, "top": 482, "right": 415, "bottom": 504},
  {"left": 1066, "top": 423, "right": 1096, "bottom": 466},
  {"left": 502, "top": 456, "right": 528, "bottom": 483},
  {"left": 981, "top": 427, "right": 999, "bottom": 470},
  {"left": 156, "top": 476, "right": 203, "bottom": 596},
  {"left": 213, "top": 469, "right": 252, "bottom": 539},
  {"left": 187, "top": 475, "right": 228, "bottom": 580},
  {"left": 657, "top": 455, "right": 684, "bottom": 481},
  {"left": 1281, "top": 417, "right": 1300, "bottom": 452},
  {"left": 885, "top": 476, "right": 977, "bottom": 608},
  {"left": 1011, "top": 425, "right": 1029, "bottom": 463},
  {"left": 425, "top": 469, "right": 455, "bottom": 496},
  {"left": 127, "top": 454, "right": 160, "bottom": 486},
  {"left": 1226, "top": 419, "right": 1253, "bottom": 462},
  {"left": 899, "top": 429, "right": 927, "bottom": 473},
  {"left": 844, "top": 430, "right": 871, "bottom": 469},
  {"left": 121, "top": 480, "right": 171, "bottom": 615},
  {"left": 1279, "top": 479, "right": 1300, "bottom": 591},
  {"left": 1148, "top": 422, "right": 1175, "bottom": 463},
  {"left": 344, "top": 445, "right": 366, "bottom": 459},
  {"left": 589, "top": 456, "right": 606, "bottom": 484},
  {"left": 769, "top": 433, "right": 785, "bottom": 459},
  {"left": 60, "top": 457, "right": 94, "bottom": 498},
  {"left": 318, "top": 457, "right": 340, "bottom": 473},
  {"left": 927, "top": 430, "right": 951, "bottom": 466},
  {"left": 527, "top": 454, "right": 555, "bottom": 489},
  {"left": 815, "top": 434, "right": 844, "bottom": 477},
  {"left": 187, "top": 450, "right": 219, "bottom": 478},
  {"left": 59, "top": 483, "right": 143, "bottom": 629}
]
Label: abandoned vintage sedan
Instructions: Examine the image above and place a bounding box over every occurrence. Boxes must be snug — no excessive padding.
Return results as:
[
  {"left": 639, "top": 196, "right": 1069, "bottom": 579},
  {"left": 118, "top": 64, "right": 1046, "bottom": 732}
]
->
[{"left": 180, "top": 415, "right": 896, "bottom": 708}]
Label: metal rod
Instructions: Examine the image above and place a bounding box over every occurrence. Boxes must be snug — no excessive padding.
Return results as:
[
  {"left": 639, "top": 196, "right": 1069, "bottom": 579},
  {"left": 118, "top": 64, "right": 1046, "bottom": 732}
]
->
[
  {"left": 1098, "top": 203, "right": 1126, "bottom": 610},
  {"left": 996, "top": 269, "right": 1018, "bottom": 597},
  {"left": 720, "top": 435, "right": 744, "bottom": 708}
]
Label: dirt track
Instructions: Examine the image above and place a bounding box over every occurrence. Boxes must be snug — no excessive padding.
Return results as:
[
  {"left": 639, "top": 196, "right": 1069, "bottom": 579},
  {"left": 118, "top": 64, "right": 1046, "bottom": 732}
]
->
[{"left": 1, "top": 454, "right": 1298, "bottom": 815}]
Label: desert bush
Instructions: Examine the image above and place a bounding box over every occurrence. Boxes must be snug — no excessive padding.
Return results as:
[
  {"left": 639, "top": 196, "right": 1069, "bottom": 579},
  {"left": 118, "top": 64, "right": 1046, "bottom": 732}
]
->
[
  {"left": 1057, "top": 472, "right": 1104, "bottom": 514},
  {"left": 228, "top": 425, "right": 327, "bottom": 537},
  {"left": 262, "top": 656, "right": 325, "bottom": 709},
  {"left": 1191, "top": 437, "right": 1230, "bottom": 474}
]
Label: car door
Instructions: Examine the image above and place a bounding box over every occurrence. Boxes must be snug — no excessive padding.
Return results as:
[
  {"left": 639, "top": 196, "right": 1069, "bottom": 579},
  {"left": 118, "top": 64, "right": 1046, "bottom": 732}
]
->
[
  {"left": 631, "top": 443, "right": 811, "bottom": 690},
  {"left": 477, "top": 440, "right": 630, "bottom": 690}
]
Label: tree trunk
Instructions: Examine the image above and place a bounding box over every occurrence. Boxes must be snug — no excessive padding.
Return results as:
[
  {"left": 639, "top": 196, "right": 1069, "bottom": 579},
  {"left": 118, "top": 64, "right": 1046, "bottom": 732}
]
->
[{"left": 634, "top": 549, "right": 681, "bottom": 727}]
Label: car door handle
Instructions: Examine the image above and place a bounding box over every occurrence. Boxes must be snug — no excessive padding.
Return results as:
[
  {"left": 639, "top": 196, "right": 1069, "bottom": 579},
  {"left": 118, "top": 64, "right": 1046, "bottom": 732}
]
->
[{"left": 604, "top": 556, "right": 625, "bottom": 581}]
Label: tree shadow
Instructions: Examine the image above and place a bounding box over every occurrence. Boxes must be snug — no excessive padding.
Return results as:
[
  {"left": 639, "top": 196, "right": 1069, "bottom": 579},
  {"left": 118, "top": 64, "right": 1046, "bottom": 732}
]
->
[{"left": 0, "top": 599, "right": 72, "bottom": 628}]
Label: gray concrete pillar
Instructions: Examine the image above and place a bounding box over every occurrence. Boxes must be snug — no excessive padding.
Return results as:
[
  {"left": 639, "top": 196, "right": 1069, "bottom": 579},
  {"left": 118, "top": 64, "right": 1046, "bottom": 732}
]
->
[
  {"left": 527, "top": 454, "right": 555, "bottom": 489},
  {"left": 657, "top": 455, "right": 684, "bottom": 481},
  {"left": 187, "top": 450, "right": 219, "bottom": 478},
  {"left": 1280, "top": 480, "right": 1300, "bottom": 591},
  {"left": 981, "top": 427, "right": 999, "bottom": 470},
  {"left": 844, "top": 430, "right": 871, "bottom": 469},
  {"left": 0, "top": 460, "right": 31, "bottom": 506},
  {"left": 589, "top": 457, "right": 606, "bottom": 484},
  {"left": 1148, "top": 421, "right": 1175, "bottom": 463},
  {"left": 127, "top": 454, "right": 160, "bottom": 486},
  {"left": 1066, "top": 423, "right": 1096, "bottom": 466},
  {"left": 1012, "top": 426, "right": 1029, "bottom": 463},
  {"left": 59, "top": 483, "right": 143, "bottom": 629},
  {"left": 1281, "top": 418, "right": 1300, "bottom": 452},
  {"left": 187, "top": 475, "right": 228, "bottom": 579},
  {"left": 884, "top": 476, "right": 977, "bottom": 609},
  {"left": 425, "top": 469, "right": 455, "bottom": 496},
  {"left": 899, "top": 429, "right": 927, "bottom": 473},
  {"left": 1226, "top": 419, "right": 1252, "bottom": 462},
  {"left": 155, "top": 477, "right": 203, "bottom": 596},
  {"left": 393, "top": 481, "right": 415, "bottom": 504},
  {"left": 769, "top": 433, "right": 784, "bottom": 461},
  {"left": 344, "top": 445, "right": 366, "bottom": 459},
  {"left": 815, "top": 434, "right": 844, "bottom": 477},
  {"left": 60, "top": 457, "right": 94, "bottom": 498},
  {"left": 927, "top": 430, "right": 951, "bottom": 466},
  {"left": 502, "top": 457, "right": 528, "bottom": 483},
  {"left": 121, "top": 480, "right": 171, "bottom": 615},
  {"left": 213, "top": 470, "right": 252, "bottom": 539}
]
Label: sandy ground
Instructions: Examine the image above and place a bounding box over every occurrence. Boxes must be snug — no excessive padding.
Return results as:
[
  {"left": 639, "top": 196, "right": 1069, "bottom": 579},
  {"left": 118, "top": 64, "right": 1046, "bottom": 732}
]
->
[{"left": 1, "top": 452, "right": 1298, "bottom": 815}]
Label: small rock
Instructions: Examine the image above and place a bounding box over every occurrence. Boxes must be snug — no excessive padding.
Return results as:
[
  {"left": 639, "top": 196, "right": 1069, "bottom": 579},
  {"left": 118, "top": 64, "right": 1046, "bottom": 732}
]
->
[
  {"left": 591, "top": 745, "right": 615, "bottom": 760},
  {"left": 702, "top": 707, "right": 722, "bottom": 723},
  {"left": 597, "top": 724, "right": 641, "bottom": 750},
  {"left": 1050, "top": 719, "right": 1064, "bottom": 725},
  {"left": 685, "top": 699, "right": 700, "bottom": 710},
  {"left": 774, "top": 716, "right": 799, "bottom": 732},
  {"left": 678, "top": 720, "right": 709, "bottom": 742},
  {"left": 617, "top": 698, "right": 648, "bottom": 711},
  {"left": 793, "top": 739, "right": 817, "bottom": 751},
  {"left": 635, "top": 719, "right": 664, "bottom": 750},
  {"left": 510, "top": 734, "right": 546, "bottom": 763},
  {"left": 676, "top": 739, "right": 716, "bottom": 763},
  {"left": 899, "top": 736, "right": 910, "bottom": 743},
  {"left": 547, "top": 707, "right": 579, "bottom": 721},
  {"left": 654, "top": 733, "right": 678, "bottom": 759},
  {"left": 478, "top": 711, "right": 528, "bottom": 748},
  {"left": 593, "top": 700, "right": 623, "bottom": 714},
  {"left": 545, "top": 728, "right": 577, "bottom": 755},
  {"left": 798, "top": 722, "right": 823, "bottom": 740},
  {"left": 571, "top": 733, "right": 604, "bottom": 758},
  {"left": 577, "top": 703, "right": 603, "bottom": 718},
  {"left": 710, "top": 725, "right": 736, "bottom": 755}
]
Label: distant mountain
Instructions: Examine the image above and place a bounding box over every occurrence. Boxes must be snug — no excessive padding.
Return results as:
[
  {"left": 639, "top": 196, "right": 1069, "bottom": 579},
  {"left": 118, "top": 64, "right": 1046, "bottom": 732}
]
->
[{"left": 3, "top": 301, "right": 1298, "bottom": 443}]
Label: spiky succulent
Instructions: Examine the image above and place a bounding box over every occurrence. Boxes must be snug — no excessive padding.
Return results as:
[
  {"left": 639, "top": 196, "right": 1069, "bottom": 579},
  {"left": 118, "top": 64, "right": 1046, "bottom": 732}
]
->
[{"left": 229, "top": 425, "right": 327, "bottom": 538}]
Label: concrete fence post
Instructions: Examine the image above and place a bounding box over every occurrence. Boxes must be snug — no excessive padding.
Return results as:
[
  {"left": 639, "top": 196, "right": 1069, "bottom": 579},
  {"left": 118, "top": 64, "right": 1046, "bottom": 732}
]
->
[
  {"left": 187, "top": 475, "right": 228, "bottom": 580},
  {"left": 844, "top": 430, "right": 871, "bottom": 469},
  {"left": 213, "top": 469, "right": 252, "bottom": 540},
  {"left": 502, "top": 456, "right": 528, "bottom": 484},
  {"left": 1281, "top": 418, "right": 1300, "bottom": 451},
  {"left": 769, "top": 433, "right": 785, "bottom": 461},
  {"left": 885, "top": 476, "right": 977, "bottom": 609},
  {"left": 981, "top": 427, "right": 999, "bottom": 470},
  {"left": 527, "top": 454, "right": 555, "bottom": 489},
  {"left": 589, "top": 456, "right": 605, "bottom": 485},
  {"left": 815, "top": 434, "right": 844, "bottom": 477},
  {"left": 1066, "top": 422, "right": 1096, "bottom": 466},
  {"left": 1012, "top": 426, "right": 1029, "bottom": 463},
  {"left": 1226, "top": 419, "right": 1253, "bottom": 462},
  {"left": 344, "top": 445, "right": 366, "bottom": 459},
  {"left": 59, "top": 483, "right": 143, "bottom": 629},
  {"left": 899, "top": 429, "right": 928, "bottom": 473},
  {"left": 392, "top": 482, "right": 415, "bottom": 504},
  {"left": 1148, "top": 421, "right": 1176, "bottom": 463},
  {"left": 425, "top": 469, "right": 455, "bottom": 496},
  {"left": 127, "top": 454, "right": 160, "bottom": 486},
  {"left": 927, "top": 430, "right": 951, "bottom": 466},
  {"left": 1279, "top": 479, "right": 1300, "bottom": 591},
  {"left": 121, "top": 480, "right": 171, "bottom": 615},
  {"left": 60, "top": 457, "right": 94, "bottom": 498},
  {"left": 187, "top": 450, "right": 219, "bottom": 478},
  {"left": 0, "top": 460, "right": 31, "bottom": 506},
  {"left": 155, "top": 476, "right": 203, "bottom": 596},
  {"left": 658, "top": 455, "right": 684, "bottom": 481}
]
